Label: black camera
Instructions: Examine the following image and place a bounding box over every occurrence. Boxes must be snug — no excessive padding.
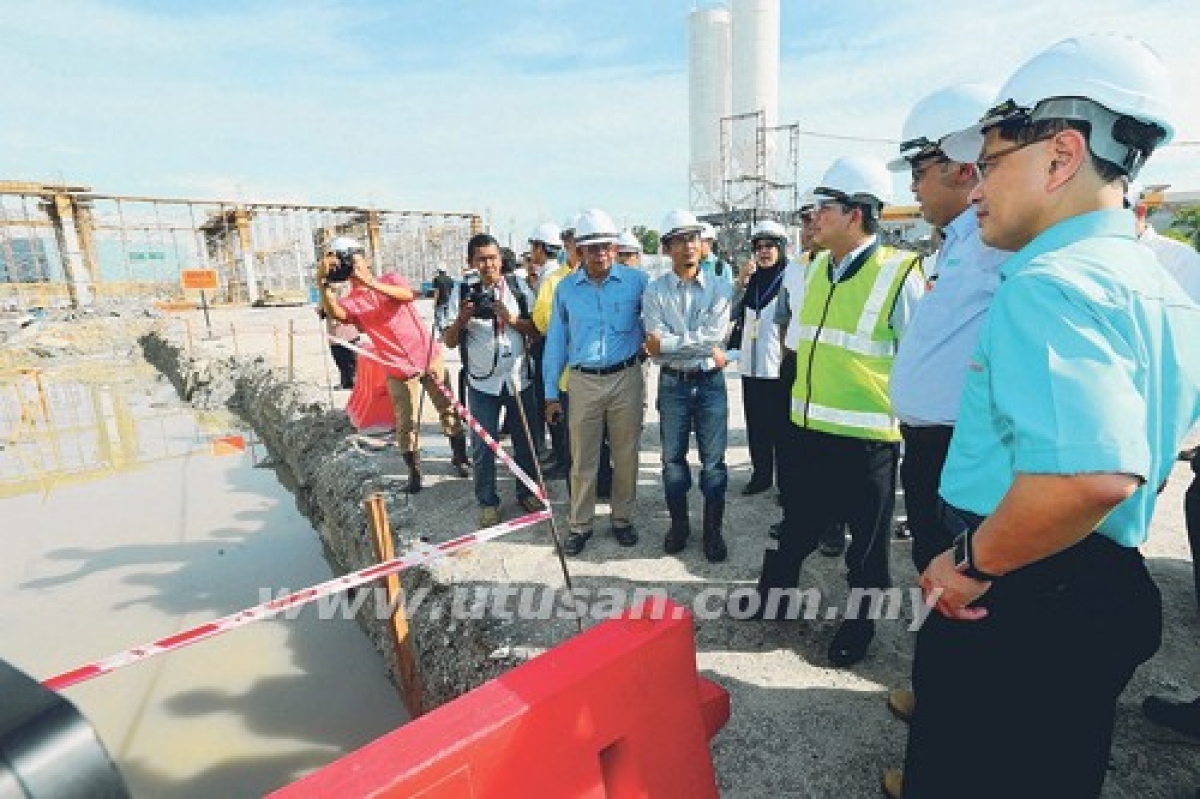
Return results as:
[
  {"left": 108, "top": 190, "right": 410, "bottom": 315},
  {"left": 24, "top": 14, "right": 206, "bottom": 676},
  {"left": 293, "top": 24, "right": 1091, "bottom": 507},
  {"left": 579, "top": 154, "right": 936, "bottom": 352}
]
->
[
  {"left": 325, "top": 251, "right": 355, "bottom": 283},
  {"left": 462, "top": 274, "right": 497, "bottom": 319}
]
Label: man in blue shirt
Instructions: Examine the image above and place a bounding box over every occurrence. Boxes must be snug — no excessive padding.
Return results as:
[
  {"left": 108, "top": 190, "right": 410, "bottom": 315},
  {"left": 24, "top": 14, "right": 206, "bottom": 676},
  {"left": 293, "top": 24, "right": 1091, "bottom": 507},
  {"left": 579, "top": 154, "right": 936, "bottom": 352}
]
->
[
  {"left": 898, "top": 35, "right": 1200, "bottom": 799},
  {"left": 543, "top": 208, "right": 649, "bottom": 556},
  {"left": 643, "top": 210, "right": 734, "bottom": 562}
]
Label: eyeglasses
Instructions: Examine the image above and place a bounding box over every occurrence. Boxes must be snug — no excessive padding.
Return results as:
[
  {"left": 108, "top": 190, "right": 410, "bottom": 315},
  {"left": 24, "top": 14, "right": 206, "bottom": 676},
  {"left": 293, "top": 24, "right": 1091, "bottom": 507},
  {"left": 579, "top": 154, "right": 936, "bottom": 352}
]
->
[
  {"left": 814, "top": 200, "right": 848, "bottom": 215},
  {"left": 976, "top": 133, "right": 1054, "bottom": 178},
  {"left": 752, "top": 241, "right": 778, "bottom": 250},
  {"left": 910, "top": 157, "right": 948, "bottom": 182}
]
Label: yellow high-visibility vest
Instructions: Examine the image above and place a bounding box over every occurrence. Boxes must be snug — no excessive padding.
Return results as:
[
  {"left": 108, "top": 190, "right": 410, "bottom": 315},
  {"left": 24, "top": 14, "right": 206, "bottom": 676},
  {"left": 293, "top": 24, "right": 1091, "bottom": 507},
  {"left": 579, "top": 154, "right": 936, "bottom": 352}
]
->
[{"left": 790, "top": 245, "right": 919, "bottom": 441}]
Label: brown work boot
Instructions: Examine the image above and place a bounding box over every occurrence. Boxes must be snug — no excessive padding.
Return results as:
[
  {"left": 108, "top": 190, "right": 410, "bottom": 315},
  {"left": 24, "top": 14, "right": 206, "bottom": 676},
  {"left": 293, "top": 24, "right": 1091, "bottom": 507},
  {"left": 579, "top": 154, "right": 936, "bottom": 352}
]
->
[
  {"left": 449, "top": 433, "right": 470, "bottom": 478},
  {"left": 402, "top": 451, "right": 422, "bottom": 494},
  {"left": 887, "top": 688, "right": 916, "bottom": 723},
  {"left": 702, "top": 498, "right": 728, "bottom": 563},
  {"left": 881, "top": 768, "right": 903, "bottom": 798}
]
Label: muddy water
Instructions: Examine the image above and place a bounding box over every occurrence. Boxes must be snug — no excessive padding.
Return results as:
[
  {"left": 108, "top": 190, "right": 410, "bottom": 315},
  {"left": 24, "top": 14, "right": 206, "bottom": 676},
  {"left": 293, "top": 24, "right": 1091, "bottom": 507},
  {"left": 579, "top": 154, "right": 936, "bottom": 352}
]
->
[{"left": 0, "top": 358, "right": 405, "bottom": 797}]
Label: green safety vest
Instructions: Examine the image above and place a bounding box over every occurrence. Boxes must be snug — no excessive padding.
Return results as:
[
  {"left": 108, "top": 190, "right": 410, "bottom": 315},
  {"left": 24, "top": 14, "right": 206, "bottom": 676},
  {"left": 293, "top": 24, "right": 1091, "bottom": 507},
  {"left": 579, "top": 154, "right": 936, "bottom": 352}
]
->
[{"left": 790, "top": 245, "right": 919, "bottom": 442}]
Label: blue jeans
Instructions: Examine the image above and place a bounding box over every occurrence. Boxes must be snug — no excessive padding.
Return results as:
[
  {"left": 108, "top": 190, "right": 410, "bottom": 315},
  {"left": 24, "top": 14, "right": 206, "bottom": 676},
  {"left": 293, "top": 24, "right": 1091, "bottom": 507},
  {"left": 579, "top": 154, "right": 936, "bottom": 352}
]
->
[
  {"left": 656, "top": 370, "right": 728, "bottom": 502},
  {"left": 467, "top": 382, "right": 538, "bottom": 508}
]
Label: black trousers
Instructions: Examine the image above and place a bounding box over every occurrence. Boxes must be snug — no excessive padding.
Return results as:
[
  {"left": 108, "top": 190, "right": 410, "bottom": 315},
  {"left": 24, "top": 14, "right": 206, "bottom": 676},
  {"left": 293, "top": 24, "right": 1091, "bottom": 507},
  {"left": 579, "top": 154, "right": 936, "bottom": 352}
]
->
[
  {"left": 899, "top": 424, "right": 955, "bottom": 572},
  {"left": 329, "top": 343, "right": 357, "bottom": 389},
  {"left": 763, "top": 426, "right": 898, "bottom": 592},
  {"left": 742, "top": 375, "right": 790, "bottom": 488},
  {"left": 903, "top": 526, "right": 1162, "bottom": 799}
]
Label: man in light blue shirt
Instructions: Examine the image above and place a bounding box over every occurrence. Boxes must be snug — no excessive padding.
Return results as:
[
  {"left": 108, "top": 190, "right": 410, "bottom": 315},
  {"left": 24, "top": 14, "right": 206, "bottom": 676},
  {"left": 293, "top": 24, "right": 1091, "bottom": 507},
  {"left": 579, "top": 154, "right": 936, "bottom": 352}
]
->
[
  {"left": 543, "top": 208, "right": 648, "bottom": 556},
  {"left": 643, "top": 210, "right": 734, "bottom": 563},
  {"left": 887, "top": 83, "right": 1009, "bottom": 576},
  {"left": 900, "top": 35, "right": 1200, "bottom": 799},
  {"left": 698, "top": 222, "right": 734, "bottom": 286}
]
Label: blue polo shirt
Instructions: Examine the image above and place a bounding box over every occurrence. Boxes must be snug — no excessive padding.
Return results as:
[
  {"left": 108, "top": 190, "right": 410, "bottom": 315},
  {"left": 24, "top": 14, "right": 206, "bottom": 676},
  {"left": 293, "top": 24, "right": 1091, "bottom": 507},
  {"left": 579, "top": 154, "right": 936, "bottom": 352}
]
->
[
  {"left": 542, "top": 263, "right": 648, "bottom": 400},
  {"left": 940, "top": 208, "right": 1200, "bottom": 547}
]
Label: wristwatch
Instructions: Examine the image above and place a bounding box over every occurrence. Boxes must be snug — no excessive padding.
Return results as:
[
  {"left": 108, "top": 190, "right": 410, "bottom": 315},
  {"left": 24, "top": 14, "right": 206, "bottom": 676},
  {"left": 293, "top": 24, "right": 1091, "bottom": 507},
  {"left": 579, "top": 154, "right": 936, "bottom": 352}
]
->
[{"left": 953, "top": 531, "right": 1002, "bottom": 582}]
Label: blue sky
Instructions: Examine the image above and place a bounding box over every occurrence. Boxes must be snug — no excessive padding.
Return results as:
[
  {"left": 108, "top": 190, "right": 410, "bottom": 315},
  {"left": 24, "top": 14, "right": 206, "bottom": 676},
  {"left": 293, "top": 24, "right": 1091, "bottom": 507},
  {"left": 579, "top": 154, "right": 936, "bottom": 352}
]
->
[{"left": 3, "top": 0, "right": 1197, "bottom": 243}]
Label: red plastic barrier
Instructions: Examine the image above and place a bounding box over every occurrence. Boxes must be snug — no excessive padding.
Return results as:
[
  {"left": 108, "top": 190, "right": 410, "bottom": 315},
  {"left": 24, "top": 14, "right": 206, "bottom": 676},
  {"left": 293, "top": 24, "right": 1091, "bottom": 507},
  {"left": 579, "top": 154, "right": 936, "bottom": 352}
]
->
[{"left": 270, "top": 599, "right": 730, "bottom": 798}]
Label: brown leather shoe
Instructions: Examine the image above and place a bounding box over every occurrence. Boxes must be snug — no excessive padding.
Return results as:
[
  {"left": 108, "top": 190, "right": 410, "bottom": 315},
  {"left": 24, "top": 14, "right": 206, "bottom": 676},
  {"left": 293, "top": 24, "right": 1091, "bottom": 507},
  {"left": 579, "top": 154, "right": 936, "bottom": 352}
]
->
[
  {"left": 887, "top": 687, "right": 916, "bottom": 723},
  {"left": 881, "top": 768, "right": 903, "bottom": 799}
]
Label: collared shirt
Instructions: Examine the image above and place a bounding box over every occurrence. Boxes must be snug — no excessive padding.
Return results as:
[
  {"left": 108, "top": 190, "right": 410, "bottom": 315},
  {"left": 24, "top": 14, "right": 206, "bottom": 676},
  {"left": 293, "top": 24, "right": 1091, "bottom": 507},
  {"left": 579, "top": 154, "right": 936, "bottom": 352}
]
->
[
  {"left": 1140, "top": 224, "right": 1200, "bottom": 302},
  {"left": 447, "top": 277, "right": 535, "bottom": 396},
  {"left": 941, "top": 208, "right": 1200, "bottom": 547},
  {"left": 643, "top": 266, "right": 733, "bottom": 371},
  {"left": 339, "top": 273, "right": 437, "bottom": 379},
  {"left": 824, "top": 236, "right": 926, "bottom": 339},
  {"left": 890, "top": 208, "right": 1008, "bottom": 426},
  {"left": 776, "top": 250, "right": 815, "bottom": 351},
  {"left": 542, "top": 264, "right": 648, "bottom": 400},
  {"left": 532, "top": 263, "right": 575, "bottom": 334},
  {"left": 700, "top": 254, "right": 734, "bottom": 287}
]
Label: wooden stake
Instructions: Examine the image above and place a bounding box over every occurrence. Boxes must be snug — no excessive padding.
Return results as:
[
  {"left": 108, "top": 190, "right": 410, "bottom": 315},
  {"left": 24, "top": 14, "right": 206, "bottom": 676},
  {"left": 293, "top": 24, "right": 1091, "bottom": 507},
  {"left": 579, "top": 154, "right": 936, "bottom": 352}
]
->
[{"left": 365, "top": 493, "right": 424, "bottom": 717}]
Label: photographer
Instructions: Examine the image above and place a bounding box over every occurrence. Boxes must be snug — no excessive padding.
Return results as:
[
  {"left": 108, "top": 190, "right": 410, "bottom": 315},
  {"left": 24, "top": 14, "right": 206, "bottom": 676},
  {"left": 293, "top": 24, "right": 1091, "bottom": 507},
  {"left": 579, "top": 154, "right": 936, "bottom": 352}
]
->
[
  {"left": 318, "top": 237, "right": 470, "bottom": 493},
  {"left": 443, "top": 233, "right": 543, "bottom": 527}
]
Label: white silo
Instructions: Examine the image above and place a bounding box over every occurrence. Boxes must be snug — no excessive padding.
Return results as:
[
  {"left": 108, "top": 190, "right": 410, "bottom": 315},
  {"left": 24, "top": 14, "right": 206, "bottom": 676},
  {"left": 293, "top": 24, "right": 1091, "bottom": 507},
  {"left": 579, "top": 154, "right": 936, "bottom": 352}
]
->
[
  {"left": 730, "top": 0, "right": 780, "bottom": 206},
  {"left": 689, "top": 6, "right": 731, "bottom": 212}
]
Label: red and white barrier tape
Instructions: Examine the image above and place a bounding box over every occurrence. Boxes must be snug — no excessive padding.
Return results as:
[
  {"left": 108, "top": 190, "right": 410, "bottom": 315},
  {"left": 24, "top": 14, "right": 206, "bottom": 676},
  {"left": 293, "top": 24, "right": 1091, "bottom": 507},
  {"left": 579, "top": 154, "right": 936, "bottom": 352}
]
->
[
  {"left": 43, "top": 509, "right": 552, "bottom": 692},
  {"left": 330, "top": 334, "right": 546, "bottom": 502}
]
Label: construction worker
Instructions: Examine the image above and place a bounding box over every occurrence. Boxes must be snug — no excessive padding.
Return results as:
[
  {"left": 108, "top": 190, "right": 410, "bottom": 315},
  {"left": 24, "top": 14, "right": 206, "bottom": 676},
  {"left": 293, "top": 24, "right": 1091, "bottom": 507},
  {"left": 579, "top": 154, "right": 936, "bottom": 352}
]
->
[
  {"left": 644, "top": 209, "right": 734, "bottom": 562},
  {"left": 442, "top": 233, "right": 542, "bottom": 528},
  {"left": 1130, "top": 183, "right": 1200, "bottom": 300},
  {"left": 699, "top": 222, "right": 733, "bottom": 285},
  {"left": 431, "top": 265, "right": 456, "bottom": 333},
  {"left": 730, "top": 220, "right": 792, "bottom": 498},
  {"left": 899, "top": 35, "right": 1199, "bottom": 798},
  {"left": 543, "top": 208, "right": 648, "bottom": 556},
  {"left": 767, "top": 196, "right": 847, "bottom": 557},
  {"left": 525, "top": 222, "right": 562, "bottom": 460},
  {"left": 317, "top": 237, "right": 470, "bottom": 493},
  {"left": 534, "top": 215, "right": 614, "bottom": 492},
  {"left": 743, "top": 156, "right": 926, "bottom": 669},
  {"left": 616, "top": 229, "right": 643, "bottom": 267},
  {"left": 876, "top": 82, "right": 1010, "bottom": 798}
]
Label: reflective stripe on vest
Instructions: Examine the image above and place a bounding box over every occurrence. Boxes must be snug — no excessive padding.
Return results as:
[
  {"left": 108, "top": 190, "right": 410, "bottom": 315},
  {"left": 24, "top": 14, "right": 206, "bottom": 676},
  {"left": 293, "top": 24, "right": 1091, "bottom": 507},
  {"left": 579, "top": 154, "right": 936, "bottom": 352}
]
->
[{"left": 791, "top": 246, "right": 917, "bottom": 441}]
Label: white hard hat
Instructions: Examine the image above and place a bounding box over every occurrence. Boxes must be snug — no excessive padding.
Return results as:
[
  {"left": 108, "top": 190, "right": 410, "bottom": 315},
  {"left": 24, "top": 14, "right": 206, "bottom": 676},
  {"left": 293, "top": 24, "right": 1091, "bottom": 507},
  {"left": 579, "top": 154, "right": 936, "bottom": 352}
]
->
[
  {"left": 814, "top": 156, "right": 894, "bottom": 208},
  {"left": 887, "top": 83, "right": 996, "bottom": 170},
  {"left": 436, "top": 265, "right": 447, "bottom": 273},
  {"left": 750, "top": 220, "right": 788, "bottom": 244},
  {"left": 528, "top": 222, "right": 563, "bottom": 248},
  {"left": 561, "top": 214, "right": 583, "bottom": 236},
  {"left": 659, "top": 209, "right": 704, "bottom": 242},
  {"left": 326, "top": 236, "right": 365, "bottom": 255},
  {"left": 574, "top": 208, "right": 620, "bottom": 246},
  {"left": 699, "top": 221, "right": 717, "bottom": 241},
  {"left": 942, "top": 35, "right": 1174, "bottom": 178},
  {"left": 798, "top": 186, "right": 818, "bottom": 214},
  {"left": 617, "top": 230, "right": 642, "bottom": 254}
]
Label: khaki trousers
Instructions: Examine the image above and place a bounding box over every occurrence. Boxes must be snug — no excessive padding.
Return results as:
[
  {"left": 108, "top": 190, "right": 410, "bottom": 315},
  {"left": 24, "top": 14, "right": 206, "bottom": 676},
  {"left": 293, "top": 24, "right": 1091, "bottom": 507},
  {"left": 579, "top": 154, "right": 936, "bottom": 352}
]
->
[
  {"left": 566, "top": 365, "right": 645, "bottom": 533},
  {"left": 386, "top": 352, "right": 464, "bottom": 453}
]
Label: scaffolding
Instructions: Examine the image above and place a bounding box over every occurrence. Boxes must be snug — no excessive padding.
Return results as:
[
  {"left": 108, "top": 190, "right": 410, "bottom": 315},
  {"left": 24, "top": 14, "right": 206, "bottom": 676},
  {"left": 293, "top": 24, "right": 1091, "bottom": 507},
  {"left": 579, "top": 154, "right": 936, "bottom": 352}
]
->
[{"left": 0, "top": 181, "right": 481, "bottom": 309}]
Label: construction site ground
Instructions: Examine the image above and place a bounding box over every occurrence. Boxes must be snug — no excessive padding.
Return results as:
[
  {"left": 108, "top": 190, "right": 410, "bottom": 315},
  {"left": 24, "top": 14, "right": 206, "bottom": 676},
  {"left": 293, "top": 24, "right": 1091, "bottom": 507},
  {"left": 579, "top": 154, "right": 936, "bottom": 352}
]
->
[{"left": 6, "top": 299, "right": 1197, "bottom": 797}]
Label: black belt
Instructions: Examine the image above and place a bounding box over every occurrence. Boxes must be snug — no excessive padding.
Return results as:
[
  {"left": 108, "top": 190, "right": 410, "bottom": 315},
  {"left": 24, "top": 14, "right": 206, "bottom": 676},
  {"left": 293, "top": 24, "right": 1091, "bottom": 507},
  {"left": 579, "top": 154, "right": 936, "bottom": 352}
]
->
[
  {"left": 573, "top": 354, "right": 640, "bottom": 376},
  {"left": 661, "top": 365, "right": 721, "bottom": 380}
]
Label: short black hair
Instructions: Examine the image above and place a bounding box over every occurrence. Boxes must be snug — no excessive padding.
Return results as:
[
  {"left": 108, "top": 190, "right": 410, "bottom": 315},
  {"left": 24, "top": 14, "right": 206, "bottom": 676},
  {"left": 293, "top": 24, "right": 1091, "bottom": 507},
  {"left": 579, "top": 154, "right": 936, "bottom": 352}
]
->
[
  {"left": 996, "top": 117, "right": 1126, "bottom": 183},
  {"left": 466, "top": 233, "right": 500, "bottom": 262}
]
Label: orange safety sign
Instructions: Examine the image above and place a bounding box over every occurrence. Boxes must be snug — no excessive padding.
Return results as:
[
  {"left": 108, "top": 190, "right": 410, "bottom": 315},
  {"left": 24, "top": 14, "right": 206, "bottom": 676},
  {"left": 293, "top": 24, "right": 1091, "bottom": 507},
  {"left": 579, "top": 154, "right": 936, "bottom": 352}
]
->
[{"left": 180, "top": 269, "right": 219, "bottom": 290}]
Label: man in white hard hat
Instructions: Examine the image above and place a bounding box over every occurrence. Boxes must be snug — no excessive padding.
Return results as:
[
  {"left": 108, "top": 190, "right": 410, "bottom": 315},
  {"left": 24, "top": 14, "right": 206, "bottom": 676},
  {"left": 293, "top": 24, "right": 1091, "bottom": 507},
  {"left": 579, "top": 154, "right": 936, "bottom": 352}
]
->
[
  {"left": 524, "top": 222, "right": 563, "bottom": 461},
  {"left": 643, "top": 209, "right": 734, "bottom": 562},
  {"left": 318, "top": 238, "right": 470, "bottom": 493},
  {"left": 543, "top": 209, "right": 648, "bottom": 555},
  {"left": 616, "top": 230, "right": 642, "bottom": 267},
  {"left": 698, "top": 221, "right": 733, "bottom": 285},
  {"left": 899, "top": 35, "right": 1200, "bottom": 798},
  {"left": 741, "top": 156, "right": 926, "bottom": 670},
  {"left": 1129, "top": 184, "right": 1200, "bottom": 300},
  {"left": 876, "top": 82, "right": 1011, "bottom": 798}
]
